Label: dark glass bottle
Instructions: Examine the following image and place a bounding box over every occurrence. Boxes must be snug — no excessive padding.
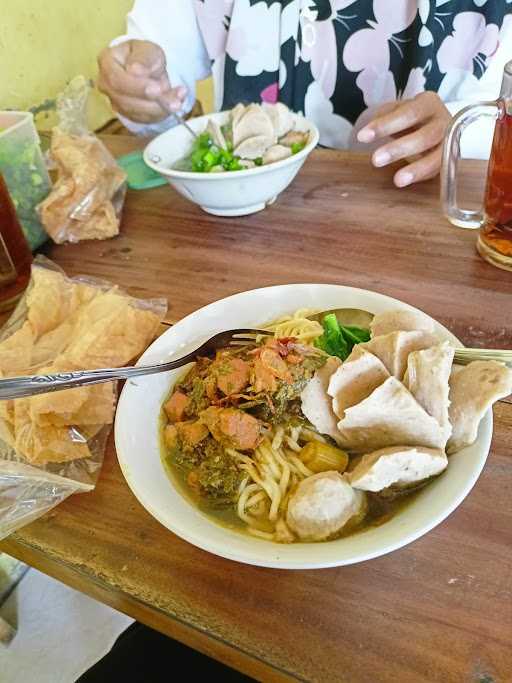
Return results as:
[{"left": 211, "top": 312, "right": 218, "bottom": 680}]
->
[{"left": 0, "top": 173, "right": 32, "bottom": 312}]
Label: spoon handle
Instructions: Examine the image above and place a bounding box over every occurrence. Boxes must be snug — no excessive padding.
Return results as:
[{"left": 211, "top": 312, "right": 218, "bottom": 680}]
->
[
  {"left": 156, "top": 97, "right": 197, "bottom": 139},
  {"left": 453, "top": 348, "right": 512, "bottom": 367}
]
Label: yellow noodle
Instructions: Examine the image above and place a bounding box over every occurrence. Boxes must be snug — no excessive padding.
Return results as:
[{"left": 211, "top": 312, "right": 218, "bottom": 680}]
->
[
  {"left": 239, "top": 463, "right": 275, "bottom": 501},
  {"left": 267, "top": 479, "right": 282, "bottom": 521},
  {"left": 257, "top": 441, "right": 281, "bottom": 480},
  {"left": 232, "top": 452, "right": 256, "bottom": 467},
  {"left": 247, "top": 527, "right": 275, "bottom": 541},
  {"left": 227, "top": 448, "right": 247, "bottom": 461},
  {"left": 278, "top": 462, "right": 290, "bottom": 498},
  {"left": 271, "top": 426, "right": 285, "bottom": 450},
  {"left": 233, "top": 426, "right": 316, "bottom": 538},
  {"left": 287, "top": 452, "right": 314, "bottom": 478},
  {"left": 237, "top": 476, "right": 249, "bottom": 496},
  {"left": 237, "top": 482, "right": 261, "bottom": 522},
  {"left": 284, "top": 435, "right": 302, "bottom": 453},
  {"left": 300, "top": 427, "right": 327, "bottom": 443},
  {"left": 278, "top": 448, "right": 303, "bottom": 476},
  {"left": 246, "top": 491, "right": 267, "bottom": 508},
  {"left": 263, "top": 308, "right": 323, "bottom": 343},
  {"left": 290, "top": 425, "right": 301, "bottom": 443},
  {"left": 260, "top": 462, "right": 278, "bottom": 486}
]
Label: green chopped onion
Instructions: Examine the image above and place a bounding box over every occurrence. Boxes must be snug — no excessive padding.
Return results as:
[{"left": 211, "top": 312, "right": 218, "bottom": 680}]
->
[{"left": 291, "top": 141, "right": 306, "bottom": 155}]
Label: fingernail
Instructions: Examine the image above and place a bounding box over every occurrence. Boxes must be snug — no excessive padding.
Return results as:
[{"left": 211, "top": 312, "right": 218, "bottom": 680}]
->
[
  {"left": 373, "top": 151, "right": 391, "bottom": 167},
  {"left": 145, "top": 82, "right": 162, "bottom": 97},
  {"left": 357, "top": 128, "right": 375, "bottom": 143},
  {"left": 159, "top": 97, "right": 181, "bottom": 113},
  {"left": 395, "top": 171, "right": 414, "bottom": 187}
]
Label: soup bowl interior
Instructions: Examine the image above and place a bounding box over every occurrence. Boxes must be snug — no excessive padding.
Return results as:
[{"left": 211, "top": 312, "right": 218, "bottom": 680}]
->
[{"left": 115, "top": 284, "right": 491, "bottom": 569}]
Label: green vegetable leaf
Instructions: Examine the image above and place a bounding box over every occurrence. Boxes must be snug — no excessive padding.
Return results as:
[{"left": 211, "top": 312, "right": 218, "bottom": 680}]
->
[
  {"left": 340, "top": 325, "right": 371, "bottom": 344},
  {"left": 314, "top": 314, "right": 349, "bottom": 359},
  {"left": 314, "top": 314, "right": 370, "bottom": 361}
]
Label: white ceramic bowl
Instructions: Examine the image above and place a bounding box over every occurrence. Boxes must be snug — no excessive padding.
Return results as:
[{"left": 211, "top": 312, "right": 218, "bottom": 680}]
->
[
  {"left": 115, "top": 285, "right": 492, "bottom": 569},
  {"left": 143, "top": 111, "right": 319, "bottom": 217}
]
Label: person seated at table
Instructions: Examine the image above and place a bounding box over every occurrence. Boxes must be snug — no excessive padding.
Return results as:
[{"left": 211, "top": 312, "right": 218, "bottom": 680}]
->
[{"left": 98, "top": 1, "right": 512, "bottom": 188}]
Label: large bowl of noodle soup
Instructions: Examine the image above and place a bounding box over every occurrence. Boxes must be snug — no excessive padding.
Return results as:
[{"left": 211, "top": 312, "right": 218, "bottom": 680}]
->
[{"left": 114, "top": 284, "right": 492, "bottom": 569}]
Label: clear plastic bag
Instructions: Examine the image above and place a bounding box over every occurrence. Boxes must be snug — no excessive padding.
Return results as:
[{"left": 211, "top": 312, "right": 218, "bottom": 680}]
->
[
  {"left": 0, "top": 256, "right": 167, "bottom": 538},
  {"left": 37, "top": 76, "right": 127, "bottom": 244}
]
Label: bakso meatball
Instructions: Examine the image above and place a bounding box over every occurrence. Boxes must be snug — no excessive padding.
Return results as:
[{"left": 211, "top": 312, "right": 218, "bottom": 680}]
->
[{"left": 286, "top": 472, "right": 366, "bottom": 542}]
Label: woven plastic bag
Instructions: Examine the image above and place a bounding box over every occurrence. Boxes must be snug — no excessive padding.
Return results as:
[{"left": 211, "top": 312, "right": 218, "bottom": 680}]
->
[{"left": 0, "top": 256, "right": 166, "bottom": 538}]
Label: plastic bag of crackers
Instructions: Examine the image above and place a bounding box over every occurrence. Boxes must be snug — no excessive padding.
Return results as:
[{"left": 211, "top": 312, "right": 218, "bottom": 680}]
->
[
  {"left": 0, "top": 257, "right": 167, "bottom": 538},
  {"left": 38, "top": 76, "right": 127, "bottom": 244}
]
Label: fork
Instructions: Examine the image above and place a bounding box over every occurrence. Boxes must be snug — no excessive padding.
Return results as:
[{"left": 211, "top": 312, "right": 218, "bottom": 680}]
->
[{"left": 0, "top": 329, "right": 271, "bottom": 400}]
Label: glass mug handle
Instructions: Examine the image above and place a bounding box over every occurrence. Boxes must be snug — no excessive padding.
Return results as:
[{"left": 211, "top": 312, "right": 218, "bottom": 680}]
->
[{"left": 441, "top": 101, "right": 500, "bottom": 229}]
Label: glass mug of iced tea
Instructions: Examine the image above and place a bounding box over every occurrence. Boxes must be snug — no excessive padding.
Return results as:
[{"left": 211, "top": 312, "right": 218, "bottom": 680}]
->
[{"left": 441, "top": 60, "right": 512, "bottom": 271}]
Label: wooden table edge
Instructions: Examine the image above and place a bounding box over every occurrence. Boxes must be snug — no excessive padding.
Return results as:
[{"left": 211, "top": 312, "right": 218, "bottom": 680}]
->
[{"left": 0, "top": 535, "right": 298, "bottom": 683}]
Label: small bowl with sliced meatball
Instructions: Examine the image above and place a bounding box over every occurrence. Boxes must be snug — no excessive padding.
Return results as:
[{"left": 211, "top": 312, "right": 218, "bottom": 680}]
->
[{"left": 143, "top": 102, "right": 319, "bottom": 217}]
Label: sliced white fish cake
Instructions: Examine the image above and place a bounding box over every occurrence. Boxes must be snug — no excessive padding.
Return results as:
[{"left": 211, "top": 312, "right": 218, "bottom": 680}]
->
[
  {"left": 232, "top": 104, "right": 276, "bottom": 148},
  {"left": 261, "top": 102, "right": 294, "bottom": 138},
  {"left": 327, "top": 346, "right": 389, "bottom": 420},
  {"left": 234, "top": 134, "right": 275, "bottom": 160},
  {"left": 206, "top": 119, "right": 227, "bottom": 150},
  {"left": 336, "top": 377, "right": 445, "bottom": 453},
  {"left": 362, "top": 330, "right": 439, "bottom": 379},
  {"left": 447, "top": 361, "right": 512, "bottom": 454},
  {"left": 301, "top": 356, "right": 343, "bottom": 444},
  {"left": 370, "top": 309, "right": 436, "bottom": 337},
  {"left": 347, "top": 446, "right": 448, "bottom": 492},
  {"left": 404, "top": 341, "right": 454, "bottom": 446},
  {"left": 262, "top": 144, "right": 292, "bottom": 165},
  {"left": 231, "top": 103, "right": 246, "bottom": 128},
  {"left": 286, "top": 471, "right": 366, "bottom": 541}
]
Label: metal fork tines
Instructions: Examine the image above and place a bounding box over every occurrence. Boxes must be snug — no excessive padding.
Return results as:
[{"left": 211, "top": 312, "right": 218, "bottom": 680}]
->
[{"left": 0, "top": 329, "right": 272, "bottom": 400}]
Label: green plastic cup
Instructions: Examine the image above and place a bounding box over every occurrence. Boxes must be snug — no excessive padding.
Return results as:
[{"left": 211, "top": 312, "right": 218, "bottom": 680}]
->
[{"left": 0, "top": 111, "right": 51, "bottom": 250}]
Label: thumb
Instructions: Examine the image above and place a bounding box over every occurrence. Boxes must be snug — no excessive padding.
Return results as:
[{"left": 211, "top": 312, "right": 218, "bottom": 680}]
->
[{"left": 126, "top": 40, "right": 166, "bottom": 78}]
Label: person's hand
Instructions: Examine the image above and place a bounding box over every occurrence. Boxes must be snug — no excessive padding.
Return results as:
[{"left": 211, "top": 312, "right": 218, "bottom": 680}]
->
[
  {"left": 357, "top": 92, "right": 452, "bottom": 188},
  {"left": 97, "top": 39, "right": 187, "bottom": 124}
]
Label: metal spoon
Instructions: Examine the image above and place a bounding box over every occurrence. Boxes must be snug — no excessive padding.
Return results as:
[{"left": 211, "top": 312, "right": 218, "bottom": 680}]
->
[{"left": 156, "top": 96, "right": 197, "bottom": 139}]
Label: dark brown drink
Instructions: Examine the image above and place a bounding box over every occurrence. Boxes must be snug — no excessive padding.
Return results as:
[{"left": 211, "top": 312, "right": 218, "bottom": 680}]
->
[{"left": 0, "top": 174, "right": 32, "bottom": 312}]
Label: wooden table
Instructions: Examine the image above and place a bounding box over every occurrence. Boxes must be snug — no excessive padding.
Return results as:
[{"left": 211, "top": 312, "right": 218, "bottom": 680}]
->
[{"left": 2, "top": 136, "right": 511, "bottom": 683}]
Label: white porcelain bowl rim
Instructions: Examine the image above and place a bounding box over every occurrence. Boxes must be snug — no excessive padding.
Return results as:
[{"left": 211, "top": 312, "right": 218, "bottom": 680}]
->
[{"left": 115, "top": 284, "right": 492, "bottom": 569}]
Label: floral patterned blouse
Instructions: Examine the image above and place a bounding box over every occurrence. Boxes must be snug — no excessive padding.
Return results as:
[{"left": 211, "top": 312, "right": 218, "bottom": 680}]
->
[{"left": 114, "top": 0, "right": 512, "bottom": 153}]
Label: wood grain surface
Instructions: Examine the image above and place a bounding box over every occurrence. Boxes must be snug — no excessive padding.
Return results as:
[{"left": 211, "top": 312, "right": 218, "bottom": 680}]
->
[{"left": 1, "top": 136, "right": 511, "bottom": 683}]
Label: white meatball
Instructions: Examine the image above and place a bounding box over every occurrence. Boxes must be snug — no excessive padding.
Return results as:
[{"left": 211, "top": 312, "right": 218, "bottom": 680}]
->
[{"left": 286, "top": 472, "right": 366, "bottom": 541}]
